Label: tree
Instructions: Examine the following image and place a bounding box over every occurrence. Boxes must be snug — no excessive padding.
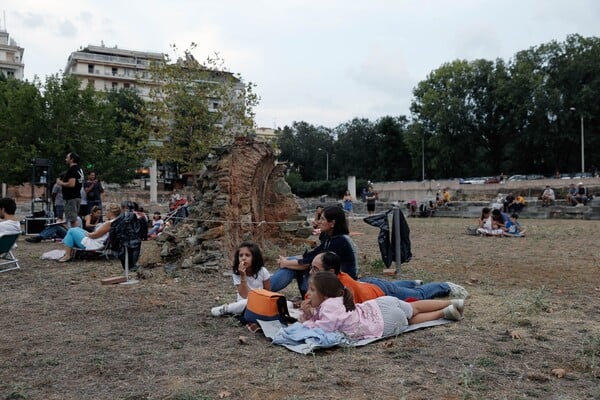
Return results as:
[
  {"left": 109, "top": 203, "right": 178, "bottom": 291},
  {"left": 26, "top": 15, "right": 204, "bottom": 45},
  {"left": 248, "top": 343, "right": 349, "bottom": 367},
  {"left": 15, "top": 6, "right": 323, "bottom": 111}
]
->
[
  {"left": 144, "top": 43, "right": 259, "bottom": 187},
  {"left": 277, "top": 122, "right": 333, "bottom": 181},
  {"left": 0, "top": 76, "right": 45, "bottom": 184}
]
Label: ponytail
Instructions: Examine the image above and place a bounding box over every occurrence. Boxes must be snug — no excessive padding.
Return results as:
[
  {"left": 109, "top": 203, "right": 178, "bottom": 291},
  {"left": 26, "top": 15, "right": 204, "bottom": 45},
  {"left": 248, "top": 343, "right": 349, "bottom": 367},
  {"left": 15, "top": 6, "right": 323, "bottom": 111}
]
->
[{"left": 342, "top": 287, "right": 356, "bottom": 311}]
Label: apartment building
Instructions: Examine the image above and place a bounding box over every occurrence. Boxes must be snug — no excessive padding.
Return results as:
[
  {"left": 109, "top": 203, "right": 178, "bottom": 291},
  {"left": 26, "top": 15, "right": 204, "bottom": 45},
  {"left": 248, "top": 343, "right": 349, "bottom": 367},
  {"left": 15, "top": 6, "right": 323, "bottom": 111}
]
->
[
  {"left": 64, "top": 44, "right": 164, "bottom": 99},
  {"left": 0, "top": 28, "right": 24, "bottom": 80}
]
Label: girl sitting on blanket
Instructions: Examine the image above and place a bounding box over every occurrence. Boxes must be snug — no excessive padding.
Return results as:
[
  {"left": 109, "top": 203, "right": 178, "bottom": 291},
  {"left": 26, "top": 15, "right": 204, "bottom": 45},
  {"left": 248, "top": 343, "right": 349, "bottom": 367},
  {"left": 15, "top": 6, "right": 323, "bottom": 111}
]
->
[
  {"left": 211, "top": 242, "right": 271, "bottom": 317},
  {"left": 300, "top": 272, "right": 464, "bottom": 340}
]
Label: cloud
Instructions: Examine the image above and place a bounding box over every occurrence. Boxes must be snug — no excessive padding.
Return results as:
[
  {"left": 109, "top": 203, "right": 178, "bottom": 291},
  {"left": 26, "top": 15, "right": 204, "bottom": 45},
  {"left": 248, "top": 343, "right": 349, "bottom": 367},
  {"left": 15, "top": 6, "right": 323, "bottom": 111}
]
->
[
  {"left": 16, "top": 12, "right": 45, "bottom": 29},
  {"left": 454, "top": 24, "right": 503, "bottom": 61},
  {"left": 58, "top": 19, "right": 77, "bottom": 37},
  {"left": 347, "top": 43, "right": 414, "bottom": 96}
]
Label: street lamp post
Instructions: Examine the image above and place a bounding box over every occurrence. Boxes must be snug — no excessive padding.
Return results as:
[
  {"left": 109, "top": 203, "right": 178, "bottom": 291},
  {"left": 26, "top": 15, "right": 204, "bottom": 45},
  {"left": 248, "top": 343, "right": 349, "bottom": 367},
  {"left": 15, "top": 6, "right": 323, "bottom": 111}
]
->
[
  {"left": 569, "top": 108, "right": 585, "bottom": 174},
  {"left": 317, "top": 148, "right": 329, "bottom": 181}
]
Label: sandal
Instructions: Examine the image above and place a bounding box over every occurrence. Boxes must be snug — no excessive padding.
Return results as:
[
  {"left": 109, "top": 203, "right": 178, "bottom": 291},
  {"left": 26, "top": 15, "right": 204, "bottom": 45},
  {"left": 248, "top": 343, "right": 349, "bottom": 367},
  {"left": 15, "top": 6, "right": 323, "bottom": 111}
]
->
[{"left": 58, "top": 256, "right": 72, "bottom": 263}]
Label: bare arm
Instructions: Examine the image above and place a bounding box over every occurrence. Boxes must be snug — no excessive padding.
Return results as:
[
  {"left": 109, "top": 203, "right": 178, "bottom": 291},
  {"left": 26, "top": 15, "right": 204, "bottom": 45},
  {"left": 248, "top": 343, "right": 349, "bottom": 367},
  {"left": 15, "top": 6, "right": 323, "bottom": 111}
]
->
[
  {"left": 88, "top": 221, "right": 111, "bottom": 239},
  {"left": 277, "top": 255, "right": 309, "bottom": 270}
]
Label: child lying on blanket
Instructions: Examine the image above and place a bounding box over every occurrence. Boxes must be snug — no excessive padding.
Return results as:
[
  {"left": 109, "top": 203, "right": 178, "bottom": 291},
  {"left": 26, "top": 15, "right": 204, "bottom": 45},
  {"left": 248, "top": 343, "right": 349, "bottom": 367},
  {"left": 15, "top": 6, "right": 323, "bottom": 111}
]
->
[
  {"left": 300, "top": 272, "right": 464, "bottom": 340},
  {"left": 211, "top": 242, "right": 271, "bottom": 317}
]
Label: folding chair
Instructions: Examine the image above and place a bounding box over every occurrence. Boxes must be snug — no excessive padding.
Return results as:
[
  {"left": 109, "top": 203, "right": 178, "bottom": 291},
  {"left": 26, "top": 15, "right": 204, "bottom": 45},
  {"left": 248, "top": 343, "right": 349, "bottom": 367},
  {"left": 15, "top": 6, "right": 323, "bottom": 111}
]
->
[{"left": 0, "top": 233, "right": 21, "bottom": 273}]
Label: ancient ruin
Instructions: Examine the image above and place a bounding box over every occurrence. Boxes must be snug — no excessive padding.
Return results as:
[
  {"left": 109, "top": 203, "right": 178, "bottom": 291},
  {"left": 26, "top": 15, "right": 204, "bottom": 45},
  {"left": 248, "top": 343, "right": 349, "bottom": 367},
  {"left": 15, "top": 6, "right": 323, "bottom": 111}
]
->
[{"left": 146, "top": 137, "right": 312, "bottom": 271}]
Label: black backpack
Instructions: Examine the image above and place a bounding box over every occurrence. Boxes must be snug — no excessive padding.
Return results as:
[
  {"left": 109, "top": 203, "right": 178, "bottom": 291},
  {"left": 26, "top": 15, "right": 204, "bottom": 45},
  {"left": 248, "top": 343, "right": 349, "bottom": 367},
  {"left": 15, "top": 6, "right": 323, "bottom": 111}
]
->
[
  {"left": 109, "top": 212, "right": 142, "bottom": 249},
  {"left": 108, "top": 211, "right": 142, "bottom": 270}
]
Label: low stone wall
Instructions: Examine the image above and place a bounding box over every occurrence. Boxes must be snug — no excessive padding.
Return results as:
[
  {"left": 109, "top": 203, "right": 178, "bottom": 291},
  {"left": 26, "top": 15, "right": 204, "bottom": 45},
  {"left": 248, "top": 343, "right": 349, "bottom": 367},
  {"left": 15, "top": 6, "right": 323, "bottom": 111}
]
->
[{"left": 370, "top": 177, "right": 600, "bottom": 204}]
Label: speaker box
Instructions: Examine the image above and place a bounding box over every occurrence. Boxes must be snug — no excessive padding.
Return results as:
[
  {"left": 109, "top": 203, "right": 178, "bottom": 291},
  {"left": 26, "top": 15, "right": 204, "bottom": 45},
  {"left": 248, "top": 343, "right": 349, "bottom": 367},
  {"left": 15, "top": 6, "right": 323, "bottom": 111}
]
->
[{"left": 25, "top": 218, "right": 50, "bottom": 235}]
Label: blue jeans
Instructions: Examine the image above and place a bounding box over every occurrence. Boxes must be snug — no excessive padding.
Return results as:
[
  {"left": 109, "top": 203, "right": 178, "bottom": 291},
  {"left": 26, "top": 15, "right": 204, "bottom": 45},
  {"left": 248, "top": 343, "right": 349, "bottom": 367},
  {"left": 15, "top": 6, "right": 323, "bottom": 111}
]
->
[
  {"left": 360, "top": 277, "right": 450, "bottom": 300},
  {"left": 270, "top": 268, "right": 308, "bottom": 297},
  {"left": 39, "top": 224, "right": 67, "bottom": 240}
]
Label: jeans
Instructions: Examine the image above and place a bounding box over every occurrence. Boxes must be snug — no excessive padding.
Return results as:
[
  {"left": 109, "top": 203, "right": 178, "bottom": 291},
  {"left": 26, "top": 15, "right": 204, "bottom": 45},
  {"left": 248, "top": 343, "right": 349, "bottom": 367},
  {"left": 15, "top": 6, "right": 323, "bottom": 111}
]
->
[
  {"left": 360, "top": 277, "right": 450, "bottom": 300},
  {"left": 39, "top": 224, "right": 67, "bottom": 240},
  {"left": 270, "top": 268, "right": 308, "bottom": 297}
]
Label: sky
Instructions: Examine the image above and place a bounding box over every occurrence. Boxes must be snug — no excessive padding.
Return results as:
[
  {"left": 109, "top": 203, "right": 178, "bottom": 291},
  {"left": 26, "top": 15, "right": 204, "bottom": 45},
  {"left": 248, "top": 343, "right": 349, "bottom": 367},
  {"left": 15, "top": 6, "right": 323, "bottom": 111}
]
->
[{"left": 4, "top": 0, "right": 600, "bottom": 129}]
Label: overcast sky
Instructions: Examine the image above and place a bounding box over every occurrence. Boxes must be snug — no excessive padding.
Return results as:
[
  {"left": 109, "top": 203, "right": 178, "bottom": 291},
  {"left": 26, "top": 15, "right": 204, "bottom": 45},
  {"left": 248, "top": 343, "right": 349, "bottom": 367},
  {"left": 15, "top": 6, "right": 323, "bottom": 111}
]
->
[{"left": 5, "top": 0, "right": 600, "bottom": 129}]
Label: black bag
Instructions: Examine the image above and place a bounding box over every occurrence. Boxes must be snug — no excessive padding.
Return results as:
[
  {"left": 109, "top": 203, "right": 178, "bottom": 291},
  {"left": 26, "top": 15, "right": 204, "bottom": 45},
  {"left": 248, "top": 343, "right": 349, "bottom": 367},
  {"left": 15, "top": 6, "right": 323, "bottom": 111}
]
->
[{"left": 108, "top": 211, "right": 142, "bottom": 269}]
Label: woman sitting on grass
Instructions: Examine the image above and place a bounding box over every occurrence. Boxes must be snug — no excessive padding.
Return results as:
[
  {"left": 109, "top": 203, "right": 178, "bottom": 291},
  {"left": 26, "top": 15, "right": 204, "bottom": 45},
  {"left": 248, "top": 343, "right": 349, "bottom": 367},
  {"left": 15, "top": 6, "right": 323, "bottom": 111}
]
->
[{"left": 57, "top": 203, "right": 121, "bottom": 263}]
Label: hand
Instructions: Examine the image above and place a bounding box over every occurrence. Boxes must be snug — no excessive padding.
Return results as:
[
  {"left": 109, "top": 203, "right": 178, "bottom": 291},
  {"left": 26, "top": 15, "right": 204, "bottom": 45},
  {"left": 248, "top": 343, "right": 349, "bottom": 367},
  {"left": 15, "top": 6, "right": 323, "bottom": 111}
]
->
[
  {"left": 277, "top": 255, "right": 288, "bottom": 267},
  {"left": 238, "top": 261, "right": 248, "bottom": 276},
  {"left": 300, "top": 300, "right": 315, "bottom": 317}
]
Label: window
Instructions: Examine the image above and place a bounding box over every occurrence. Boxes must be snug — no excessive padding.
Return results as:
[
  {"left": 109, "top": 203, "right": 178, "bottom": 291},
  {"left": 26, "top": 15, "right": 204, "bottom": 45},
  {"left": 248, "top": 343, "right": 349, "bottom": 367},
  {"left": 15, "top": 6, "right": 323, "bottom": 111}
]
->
[
  {"left": 88, "top": 64, "right": 94, "bottom": 73},
  {"left": 112, "top": 82, "right": 118, "bottom": 89},
  {"left": 87, "top": 79, "right": 95, "bottom": 87},
  {"left": 123, "top": 83, "right": 130, "bottom": 89},
  {"left": 7, "top": 71, "right": 14, "bottom": 77},
  {"left": 112, "top": 67, "right": 118, "bottom": 76}
]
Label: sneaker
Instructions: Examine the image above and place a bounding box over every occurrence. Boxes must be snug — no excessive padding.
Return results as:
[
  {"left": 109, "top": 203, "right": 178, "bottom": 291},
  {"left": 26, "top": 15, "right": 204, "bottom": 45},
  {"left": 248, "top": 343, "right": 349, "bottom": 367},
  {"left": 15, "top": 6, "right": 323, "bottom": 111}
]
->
[
  {"left": 442, "top": 305, "right": 462, "bottom": 321},
  {"left": 446, "top": 282, "right": 469, "bottom": 299},
  {"left": 25, "top": 236, "right": 43, "bottom": 243},
  {"left": 451, "top": 299, "right": 464, "bottom": 315},
  {"left": 414, "top": 280, "right": 423, "bottom": 286},
  {"left": 210, "top": 304, "right": 228, "bottom": 317}
]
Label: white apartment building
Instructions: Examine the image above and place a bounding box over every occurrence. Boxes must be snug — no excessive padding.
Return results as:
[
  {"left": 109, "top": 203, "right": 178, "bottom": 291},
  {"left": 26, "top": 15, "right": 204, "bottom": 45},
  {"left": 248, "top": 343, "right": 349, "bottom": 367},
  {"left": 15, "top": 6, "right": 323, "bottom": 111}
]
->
[
  {"left": 0, "top": 28, "right": 24, "bottom": 80},
  {"left": 64, "top": 44, "right": 164, "bottom": 99}
]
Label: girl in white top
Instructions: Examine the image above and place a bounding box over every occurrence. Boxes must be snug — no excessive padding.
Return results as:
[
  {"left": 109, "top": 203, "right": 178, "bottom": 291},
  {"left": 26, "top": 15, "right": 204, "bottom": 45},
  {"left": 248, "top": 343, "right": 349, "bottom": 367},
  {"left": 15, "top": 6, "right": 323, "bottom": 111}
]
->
[{"left": 211, "top": 242, "right": 271, "bottom": 316}]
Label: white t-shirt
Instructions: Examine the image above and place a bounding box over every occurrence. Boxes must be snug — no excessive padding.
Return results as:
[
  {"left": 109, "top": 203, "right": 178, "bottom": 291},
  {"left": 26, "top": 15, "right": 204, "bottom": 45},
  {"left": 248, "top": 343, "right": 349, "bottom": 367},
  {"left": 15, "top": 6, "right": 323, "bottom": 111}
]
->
[
  {"left": 232, "top": 266, "right": 271, "bottom": 301},
  {"left": 0, "top": 220, "right": 22, "bottom": 236}
]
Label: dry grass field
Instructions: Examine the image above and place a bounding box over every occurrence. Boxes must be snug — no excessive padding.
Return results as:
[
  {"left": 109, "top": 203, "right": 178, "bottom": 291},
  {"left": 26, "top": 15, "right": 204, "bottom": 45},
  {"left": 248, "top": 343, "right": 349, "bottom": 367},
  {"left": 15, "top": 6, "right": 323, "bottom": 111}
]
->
[{"left": 1, "top": 217, "right": 599, "bottom": 400}]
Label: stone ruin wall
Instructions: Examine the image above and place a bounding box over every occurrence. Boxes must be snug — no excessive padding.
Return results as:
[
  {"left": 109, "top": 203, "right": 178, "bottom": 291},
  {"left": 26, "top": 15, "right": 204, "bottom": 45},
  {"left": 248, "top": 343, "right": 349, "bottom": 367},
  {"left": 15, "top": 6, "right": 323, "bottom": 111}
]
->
[{"left": 152, "top": 137, "right": 313, "bottom": 271}]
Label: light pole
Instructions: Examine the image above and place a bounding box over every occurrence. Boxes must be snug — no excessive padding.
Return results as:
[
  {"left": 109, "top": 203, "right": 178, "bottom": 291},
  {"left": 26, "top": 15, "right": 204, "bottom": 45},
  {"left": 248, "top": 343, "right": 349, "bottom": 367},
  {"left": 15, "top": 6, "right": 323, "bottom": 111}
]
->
[
  {"left": 318, "top": 148, "right": 329, "bottom": 181},
  {"left": 569, "top": 107, "right": 585, "bottom": 174},
  {"left": 421, "top": 134, "right": 425, "bottom": 181}
]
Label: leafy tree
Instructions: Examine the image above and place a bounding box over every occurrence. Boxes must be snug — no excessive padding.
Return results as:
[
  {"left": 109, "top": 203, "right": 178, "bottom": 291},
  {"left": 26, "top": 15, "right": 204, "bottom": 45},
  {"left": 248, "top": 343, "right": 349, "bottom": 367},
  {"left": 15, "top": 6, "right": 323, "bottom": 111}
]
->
[
  {"left": 277, "top": 121, "right": 334, "bottom": 181},
  {"left": 0, "top": 76, "right": 45, "bottom": 183},
  {"left": 144, "top": 43, "right": 259, "bottom": 187}
]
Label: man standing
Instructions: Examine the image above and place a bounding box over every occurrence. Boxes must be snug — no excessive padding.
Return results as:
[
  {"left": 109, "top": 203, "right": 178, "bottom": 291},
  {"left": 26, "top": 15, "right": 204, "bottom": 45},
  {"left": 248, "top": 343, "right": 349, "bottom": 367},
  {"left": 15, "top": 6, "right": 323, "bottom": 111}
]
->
[
  {"left": 56, "top": 152, "right": 84, "bottom": 227},
  {"left": 0, "top": 198, "right": 22, "bottom": 235},
  {"left": 84, "top": 171, "right": 104, "bottom": 212},
  {"left": 51, "top": 174, "right": 65, "bottom": 220}
]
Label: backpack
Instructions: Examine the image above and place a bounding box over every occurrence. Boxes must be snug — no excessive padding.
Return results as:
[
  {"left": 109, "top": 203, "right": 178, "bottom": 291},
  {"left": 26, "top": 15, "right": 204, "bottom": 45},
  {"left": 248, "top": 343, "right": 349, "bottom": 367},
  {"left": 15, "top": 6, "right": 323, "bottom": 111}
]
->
[
  {"left": 240, "top": 289, "right": 296, "bottom": 325},
  {"left": 109, "top": 212, "right": 142, "bottom": 249},
  {"left": 108, "top": 211, "right": 142, "bottom": 270}
]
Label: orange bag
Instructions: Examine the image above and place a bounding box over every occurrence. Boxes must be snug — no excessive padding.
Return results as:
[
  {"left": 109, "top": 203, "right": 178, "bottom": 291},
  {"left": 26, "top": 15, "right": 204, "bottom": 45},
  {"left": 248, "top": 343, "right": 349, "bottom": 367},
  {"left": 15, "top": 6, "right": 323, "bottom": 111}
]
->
[{"left": 242, "top": 289, "right": 295, "bottom": 325}]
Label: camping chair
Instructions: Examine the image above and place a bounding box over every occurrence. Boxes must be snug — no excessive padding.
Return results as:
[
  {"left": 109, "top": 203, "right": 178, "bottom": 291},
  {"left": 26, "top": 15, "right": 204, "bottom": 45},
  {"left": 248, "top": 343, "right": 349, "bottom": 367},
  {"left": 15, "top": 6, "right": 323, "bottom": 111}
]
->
[
  {"left": 72, "top": 234, "right": 114, "bottom": 261},
  {"left": 0, "top": 233, "right": 21, "bottom": 273}
]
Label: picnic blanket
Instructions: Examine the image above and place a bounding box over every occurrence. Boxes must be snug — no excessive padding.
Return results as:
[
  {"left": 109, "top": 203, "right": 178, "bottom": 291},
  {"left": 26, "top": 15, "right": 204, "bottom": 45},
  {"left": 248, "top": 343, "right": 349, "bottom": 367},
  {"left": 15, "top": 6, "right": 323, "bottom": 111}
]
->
[{"left": 258, "top": 318, "right": 453, "bottom": 354}]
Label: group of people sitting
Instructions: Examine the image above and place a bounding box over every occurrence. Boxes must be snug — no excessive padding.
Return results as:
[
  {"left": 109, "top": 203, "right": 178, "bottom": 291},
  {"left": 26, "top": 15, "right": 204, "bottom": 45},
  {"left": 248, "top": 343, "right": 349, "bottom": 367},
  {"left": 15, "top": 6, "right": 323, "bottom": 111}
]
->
[
  {"left": 541, "top": 183, "right": 593, "bottom": 207},
  {"left": 26, "top": 201, "right": 168, "bottom": 265},
  {"left": 566, "top": 183, "right": 592, "bottom": 206},
  {"left": 502, "top": 192, "right": 527, "bottom": 213},
  {"left": 210, "top": 206, "right": 469, "bottom": 339},
  {"left": 476, "top": 207, "right": 526, "bottom": 237}
]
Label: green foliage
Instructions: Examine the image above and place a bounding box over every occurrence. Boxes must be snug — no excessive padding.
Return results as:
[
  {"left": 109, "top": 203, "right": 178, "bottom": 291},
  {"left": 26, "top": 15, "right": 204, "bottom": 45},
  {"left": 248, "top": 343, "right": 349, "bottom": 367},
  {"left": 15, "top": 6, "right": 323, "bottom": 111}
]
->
[
  {"left": 0, "top": 74, "right": 147, "bottom": 184},
  {"left": 143, "top": 43, "right": 258, "bottom": 187}
]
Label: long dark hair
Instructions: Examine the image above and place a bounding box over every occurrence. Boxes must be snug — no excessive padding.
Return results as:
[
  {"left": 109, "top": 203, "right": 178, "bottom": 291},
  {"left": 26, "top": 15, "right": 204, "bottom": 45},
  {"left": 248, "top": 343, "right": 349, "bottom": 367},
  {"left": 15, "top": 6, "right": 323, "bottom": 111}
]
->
[
  {"left": 321, "top": 206, "right": 349, "bottom": 236},
  {"left": 310, "top": 272, "right": 355, "bottom": 311},
  {"left": 232, "top": 242, "right": 264, "bottom": 278}
]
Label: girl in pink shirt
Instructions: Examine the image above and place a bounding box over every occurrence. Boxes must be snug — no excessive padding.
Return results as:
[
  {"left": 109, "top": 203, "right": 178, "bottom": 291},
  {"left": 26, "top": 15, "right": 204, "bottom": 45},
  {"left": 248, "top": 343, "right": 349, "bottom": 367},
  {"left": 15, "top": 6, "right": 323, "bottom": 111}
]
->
[{"left": 301, "top": 272, "right": 464, "bottom": 339}]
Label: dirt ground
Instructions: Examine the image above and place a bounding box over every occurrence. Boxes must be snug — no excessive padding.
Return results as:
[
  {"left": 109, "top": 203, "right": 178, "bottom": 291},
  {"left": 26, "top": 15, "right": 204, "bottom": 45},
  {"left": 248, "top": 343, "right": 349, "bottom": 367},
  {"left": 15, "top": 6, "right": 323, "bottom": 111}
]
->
[{"left": 1, "top": 217, "right": 599, "bottom": 400}]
